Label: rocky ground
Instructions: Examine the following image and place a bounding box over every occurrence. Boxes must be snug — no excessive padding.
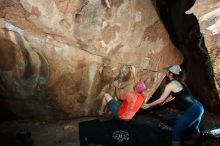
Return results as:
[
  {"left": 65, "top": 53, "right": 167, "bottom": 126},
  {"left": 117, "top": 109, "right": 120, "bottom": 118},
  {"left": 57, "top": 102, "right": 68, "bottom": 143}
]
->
[
  {"left": 0, "top": 117, "right": 99, "bottom": 146},
  {"left": 0, "top": 109, "right": 220, "bottom": 146}
]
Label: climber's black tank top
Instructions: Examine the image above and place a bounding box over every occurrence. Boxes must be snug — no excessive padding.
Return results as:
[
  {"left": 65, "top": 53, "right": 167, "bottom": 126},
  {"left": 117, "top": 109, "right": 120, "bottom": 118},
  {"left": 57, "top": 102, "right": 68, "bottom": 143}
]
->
[{"left": 171, "top": 81, "right": 196, "bottom": 110}]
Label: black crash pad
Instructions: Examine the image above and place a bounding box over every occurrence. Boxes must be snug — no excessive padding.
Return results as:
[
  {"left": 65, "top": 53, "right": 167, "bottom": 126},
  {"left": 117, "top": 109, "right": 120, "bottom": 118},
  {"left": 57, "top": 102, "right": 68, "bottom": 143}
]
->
[
  {"left": 79, "top": 113, "right": 173, "bottom": 146},
  {"left": 79, "top": 111, "right": 220, "bottom": 146}
]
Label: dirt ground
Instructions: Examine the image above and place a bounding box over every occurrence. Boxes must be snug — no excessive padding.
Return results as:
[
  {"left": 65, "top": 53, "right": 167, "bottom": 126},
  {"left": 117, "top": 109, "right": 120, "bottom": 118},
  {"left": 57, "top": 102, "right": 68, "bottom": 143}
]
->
[
  {"left": 0, "top": 117, "right": 100, "bottom": 146},
  {"left": 0, "top": 112, "right": 220, "bottom": 146}
]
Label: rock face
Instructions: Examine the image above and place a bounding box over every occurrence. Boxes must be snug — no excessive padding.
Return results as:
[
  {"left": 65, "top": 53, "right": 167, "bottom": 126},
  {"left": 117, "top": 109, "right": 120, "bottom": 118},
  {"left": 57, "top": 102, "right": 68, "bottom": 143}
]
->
[
  {"left": 0, "top": 0, "right": 182, "bottom": 120},
  {"left": 155, "top": 0, "right": 220, "bottom": 114},
  {"left": 187, "top": 0, "right": 220, "bottom": 113}
]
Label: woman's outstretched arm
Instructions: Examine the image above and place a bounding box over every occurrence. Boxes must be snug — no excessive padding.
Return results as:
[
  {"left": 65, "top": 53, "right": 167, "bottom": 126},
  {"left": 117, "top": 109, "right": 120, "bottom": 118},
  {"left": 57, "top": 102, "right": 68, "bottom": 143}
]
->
[{"left": 142, "top": 83, "right": 173, "bottom": 109}]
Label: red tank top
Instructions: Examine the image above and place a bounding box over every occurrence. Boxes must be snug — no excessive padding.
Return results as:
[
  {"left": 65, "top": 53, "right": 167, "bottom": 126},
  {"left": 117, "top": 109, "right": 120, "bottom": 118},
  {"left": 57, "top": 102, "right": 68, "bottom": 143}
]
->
[{"left": 118, "top": 92, "right": 144, "bottom": 120}]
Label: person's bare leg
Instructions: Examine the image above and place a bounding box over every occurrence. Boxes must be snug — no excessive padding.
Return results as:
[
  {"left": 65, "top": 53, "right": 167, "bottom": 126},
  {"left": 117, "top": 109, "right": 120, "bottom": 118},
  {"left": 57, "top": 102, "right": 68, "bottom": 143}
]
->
[
  {"left": 99, "top": 93, "right": 113, "bottom": 115},
  {"left": 114, "top": 96, "right": 118, "bottom": 101},
  {"left": 172, "top": 141, "right": 180, "bottom": 146},
  {"left": 99, "top": 97, "right": 107, "bottom": 115}
]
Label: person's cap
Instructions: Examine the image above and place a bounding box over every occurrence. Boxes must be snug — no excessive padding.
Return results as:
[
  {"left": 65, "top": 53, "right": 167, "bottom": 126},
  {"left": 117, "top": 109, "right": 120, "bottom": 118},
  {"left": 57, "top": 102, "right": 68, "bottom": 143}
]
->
[
  {"left": 134, "top": 82, "right": 147, "bottom": 93},
  {"left": 165, "top": 64, "right": 181, "bottom": 75}
]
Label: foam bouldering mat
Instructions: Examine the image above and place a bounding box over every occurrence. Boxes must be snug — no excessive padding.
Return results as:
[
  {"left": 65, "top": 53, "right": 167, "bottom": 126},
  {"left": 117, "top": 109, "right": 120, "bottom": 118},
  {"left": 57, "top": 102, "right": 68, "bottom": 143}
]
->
[
  {"left": 79, "top": 111, "right": 220, "bottom": 146},
  {"left": 79, "top": 113, "right": 172, "bottom": 146}
]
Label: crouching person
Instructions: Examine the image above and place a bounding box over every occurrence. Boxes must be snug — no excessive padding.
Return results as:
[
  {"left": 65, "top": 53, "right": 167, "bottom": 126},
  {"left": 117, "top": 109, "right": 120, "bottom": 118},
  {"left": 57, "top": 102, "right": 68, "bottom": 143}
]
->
[{"left": 97, "top": 66, "right": 148, "bottom": 121}]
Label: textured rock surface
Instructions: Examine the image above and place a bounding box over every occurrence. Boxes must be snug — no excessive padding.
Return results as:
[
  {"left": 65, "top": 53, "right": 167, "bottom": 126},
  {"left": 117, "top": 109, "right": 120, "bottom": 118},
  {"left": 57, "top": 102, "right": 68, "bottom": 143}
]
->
[
  {"left": 188, "top": 0, "right": 220, "bottom": 112},
  {"left": 155, "top": 0, "right": 220, "bottom": 114},
  {"left": 0, "top": 0, "right": 182, "bottom": 119}
]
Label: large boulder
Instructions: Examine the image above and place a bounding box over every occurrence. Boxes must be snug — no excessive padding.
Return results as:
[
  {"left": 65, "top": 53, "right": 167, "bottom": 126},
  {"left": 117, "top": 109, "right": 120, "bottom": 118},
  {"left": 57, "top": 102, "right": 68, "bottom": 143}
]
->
[
  {"left": 0, "top": 0, "right": 182, "bottom": 120},
  {"left": 187, "top": 0, "right": 220, "bottom": 113},
  {"left": 155, "top": 0, "right": 220, "bottom": 114}
]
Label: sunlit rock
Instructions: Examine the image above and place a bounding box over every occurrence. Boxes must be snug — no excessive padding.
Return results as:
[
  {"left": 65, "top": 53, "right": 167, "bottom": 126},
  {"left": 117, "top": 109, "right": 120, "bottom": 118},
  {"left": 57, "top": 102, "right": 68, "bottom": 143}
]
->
[
  {"left": 188, "top": 0, "right": 220, "bottom": 112},
  {"left": 0, "top": 0, "right": 182, "bottom": 119}
]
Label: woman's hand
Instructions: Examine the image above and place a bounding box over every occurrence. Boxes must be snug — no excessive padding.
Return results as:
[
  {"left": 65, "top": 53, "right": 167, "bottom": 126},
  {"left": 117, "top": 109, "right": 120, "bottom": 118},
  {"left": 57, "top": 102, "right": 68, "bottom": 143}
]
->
[
  {"left": 113, "top": 81, "right": 120, "bottom": 88},
  {"left": 141, "top": 103, "right": 151, "bottom": 109},
  {"left": 130, "top": 66, "right": 136, "bottom": 74},
  {"left": 129, "top": 66, "right": 139, "bottom": 82}
]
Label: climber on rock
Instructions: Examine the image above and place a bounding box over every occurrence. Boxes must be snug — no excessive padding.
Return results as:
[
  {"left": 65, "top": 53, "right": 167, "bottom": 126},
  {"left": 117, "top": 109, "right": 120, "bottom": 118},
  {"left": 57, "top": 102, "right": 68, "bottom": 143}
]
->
[{"left": 97, "top": 66, "right": 149, "bottom": 121}]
